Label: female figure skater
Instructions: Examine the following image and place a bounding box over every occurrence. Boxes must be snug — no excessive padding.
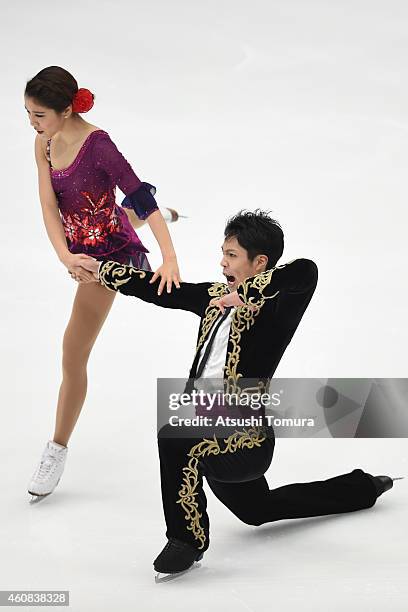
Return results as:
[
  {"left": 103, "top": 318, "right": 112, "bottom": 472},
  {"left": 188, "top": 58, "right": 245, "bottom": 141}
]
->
[{"left": 25, "top": 66, "right": 181, "bottom": 501}]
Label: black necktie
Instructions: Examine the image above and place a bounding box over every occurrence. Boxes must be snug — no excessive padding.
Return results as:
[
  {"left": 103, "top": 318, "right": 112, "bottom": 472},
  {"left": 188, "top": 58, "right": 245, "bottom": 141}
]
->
[{"left": 195, "top": 307, "right": 232, "bottom": 379}]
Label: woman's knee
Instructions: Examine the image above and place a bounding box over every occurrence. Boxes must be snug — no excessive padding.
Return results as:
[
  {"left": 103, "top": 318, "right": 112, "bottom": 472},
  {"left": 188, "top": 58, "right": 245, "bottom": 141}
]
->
[
  {"left": 62, "top": 350, "right": 90, "bottom": 374},
  {"left": 61, "top": 330, "right": 93, "bottom": 373},
  {"left": 61, "top": 287, "right": 115, "bottom": 370}
]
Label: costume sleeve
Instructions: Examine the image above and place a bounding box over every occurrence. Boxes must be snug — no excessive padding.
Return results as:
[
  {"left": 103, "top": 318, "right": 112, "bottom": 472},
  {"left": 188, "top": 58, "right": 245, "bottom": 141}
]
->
[
  {"left": 236, "top": 258, "right": 318, "bottom": 308},
  {"left": 92, "top": 132, "right": 159, "bottom": 220},
  {"left": 98, "top": 260, "right": 211, "bottom": 317},
  {"left": 120, "top": 182, "right": 159, "bottom": 220}
]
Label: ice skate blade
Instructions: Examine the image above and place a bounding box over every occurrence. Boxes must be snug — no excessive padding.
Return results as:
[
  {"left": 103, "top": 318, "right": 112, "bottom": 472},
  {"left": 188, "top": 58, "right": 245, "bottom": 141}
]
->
[
  {"left": 154, "top": 562, "right": 202, "bottom": 583},
  {"left": 28, "top": 476, "right": 61, "bottom": 504},
  {"left": 28, "top": 492, "right": 53, "bottom": 504}
]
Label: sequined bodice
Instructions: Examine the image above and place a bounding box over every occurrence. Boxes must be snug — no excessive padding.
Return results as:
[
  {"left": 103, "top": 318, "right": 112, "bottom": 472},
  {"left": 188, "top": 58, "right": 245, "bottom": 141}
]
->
[
  {"left": 46, "top": 130, "right": 148, "bottom": 260},
  {"left": 46, "top": 129, "right": 103, "bottom": 177}
]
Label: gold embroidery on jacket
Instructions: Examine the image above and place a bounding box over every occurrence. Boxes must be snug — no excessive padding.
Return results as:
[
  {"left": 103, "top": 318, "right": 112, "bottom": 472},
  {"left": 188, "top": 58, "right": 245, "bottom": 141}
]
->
[
  {"left": 237, "top": 260, "right": 297, "bottom": 308},
  {"left": 239, "top": 268, "right": 279, "bottom": 308},
  {"left": 224, "top": 305, "right": 262, "bottom": 394},
  {"left": 208, "top": 282, "right": 229, "bottom": 299},
  {"left": 193, "top": 274, "right": 280, "bottom": 395},
  {"left": 195, "top": 282, "right": 229, "bottom": 353},
  {"left": 177, "top": 427, "right": 267, "bottom": 549},
  {"left": 99, "top": 261, "right": 146, "bottom": 291}
]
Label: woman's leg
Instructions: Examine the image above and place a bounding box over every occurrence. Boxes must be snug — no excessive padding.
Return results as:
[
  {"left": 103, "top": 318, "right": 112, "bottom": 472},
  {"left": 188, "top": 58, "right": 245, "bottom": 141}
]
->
[{"left": 52, "top": 282, "right": 116, "bottom": 447}]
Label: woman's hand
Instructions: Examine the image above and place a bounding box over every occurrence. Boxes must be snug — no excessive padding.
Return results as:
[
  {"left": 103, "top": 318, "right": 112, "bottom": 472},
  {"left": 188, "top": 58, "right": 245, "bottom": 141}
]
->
[
  {"left": 61, "top": 253, "right": 98, "bottom": 283},
  {"left": 209, "top": 290, "right": 255, "bottom": 313},
  {"left": 149, "top": 256, "right": 181, "bottom": 295},
  {"left": 78, "top": 258, "right": 100, "bottom": 280},
  {"left": 70, "top": 267, "right": 98, "bottom": 283}
]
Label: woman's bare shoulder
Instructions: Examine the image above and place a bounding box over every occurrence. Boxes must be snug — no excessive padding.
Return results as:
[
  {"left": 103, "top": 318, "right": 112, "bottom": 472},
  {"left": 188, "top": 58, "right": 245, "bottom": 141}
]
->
[
  {"left": 35, "top": 134, "right": 48, "bottom": 163},
  {"left": 86, "top": 124, "right": 104, "bottom": 133}
]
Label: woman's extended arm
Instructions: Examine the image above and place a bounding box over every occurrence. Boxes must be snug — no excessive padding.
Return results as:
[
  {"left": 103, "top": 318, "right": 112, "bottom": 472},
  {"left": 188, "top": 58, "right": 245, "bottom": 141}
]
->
[
  {"left": 123, "top": 207, "right": 146, "bottom": 229},
  {"left": 92, "top": 132, "right": 181, "bottom": 292},
  {"left": 34, "top": 135, "right": 95, "bottom": 282},
  {"left": 145, "top": 209, "right": 181, "bottom": 294}
]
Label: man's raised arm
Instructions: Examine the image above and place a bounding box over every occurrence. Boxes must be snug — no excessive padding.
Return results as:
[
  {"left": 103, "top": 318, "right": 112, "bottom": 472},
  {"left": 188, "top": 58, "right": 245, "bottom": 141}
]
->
[
  {"left": 236, "top": 258, "right": 318, "bottom": 308},
  {"left": 97, "top": 260, "right": 211, "bottom": 316}
]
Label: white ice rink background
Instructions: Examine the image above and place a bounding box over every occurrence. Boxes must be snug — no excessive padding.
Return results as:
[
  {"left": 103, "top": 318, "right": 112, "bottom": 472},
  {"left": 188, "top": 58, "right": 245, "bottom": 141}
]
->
[{"left": 0, "top": 1, "right": 407, "bottom": 610}]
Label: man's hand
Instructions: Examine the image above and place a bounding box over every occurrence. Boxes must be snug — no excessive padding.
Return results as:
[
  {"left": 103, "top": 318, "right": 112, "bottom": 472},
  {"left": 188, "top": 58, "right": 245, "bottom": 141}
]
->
[
  {"left": 78, "top": 258, "right": 100, "bottom": 281},
  {"left": 61, "top": 253, "right": 99, "bottom": 283},
  {"left": 71, "top": 268, "right": 99, "bottom": 283},
  {"left": 209, "top": 291, "right": 249, "bottom": 313}
]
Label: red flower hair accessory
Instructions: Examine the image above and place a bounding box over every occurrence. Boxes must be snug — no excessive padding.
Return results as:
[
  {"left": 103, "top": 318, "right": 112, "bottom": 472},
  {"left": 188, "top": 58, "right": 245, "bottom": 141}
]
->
[{"left": 72, "top": 88, "right": 94, "bottom": 113}]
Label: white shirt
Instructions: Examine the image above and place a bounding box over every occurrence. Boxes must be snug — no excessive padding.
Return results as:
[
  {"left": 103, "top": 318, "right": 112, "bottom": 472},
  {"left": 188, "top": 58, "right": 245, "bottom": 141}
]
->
[{"left": 197, "top": 308, "right": 234, "bottom": 381}]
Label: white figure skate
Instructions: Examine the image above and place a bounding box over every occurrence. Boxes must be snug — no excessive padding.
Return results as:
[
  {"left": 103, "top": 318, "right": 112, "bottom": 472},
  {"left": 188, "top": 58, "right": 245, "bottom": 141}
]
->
[
  {"left": 28, "top": 440, "right": 68, "bottom": 503},
  {"left": 160, "top": 207, "right": 188, "bottom": 223}
]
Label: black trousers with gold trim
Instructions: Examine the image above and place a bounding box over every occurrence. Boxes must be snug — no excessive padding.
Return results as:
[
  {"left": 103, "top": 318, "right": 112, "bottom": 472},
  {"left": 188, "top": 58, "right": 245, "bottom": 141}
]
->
[{"left": 157, "top": 425, "right": 378, "bottom": 552}]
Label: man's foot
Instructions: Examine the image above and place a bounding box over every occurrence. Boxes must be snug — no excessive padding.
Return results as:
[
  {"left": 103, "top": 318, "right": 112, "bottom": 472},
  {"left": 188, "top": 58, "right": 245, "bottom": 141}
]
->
[
  {"left": 367, "top": 474, "right": 404, "bottom": 497},
  {"left": 153, "top": 538, "right": 204, "bottom": 574}
]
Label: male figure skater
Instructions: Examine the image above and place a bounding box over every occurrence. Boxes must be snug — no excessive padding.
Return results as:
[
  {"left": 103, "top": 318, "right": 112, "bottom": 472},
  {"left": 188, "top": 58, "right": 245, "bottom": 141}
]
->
[{"left": 82, "top": 210, "right": 397, "bottom": 574}]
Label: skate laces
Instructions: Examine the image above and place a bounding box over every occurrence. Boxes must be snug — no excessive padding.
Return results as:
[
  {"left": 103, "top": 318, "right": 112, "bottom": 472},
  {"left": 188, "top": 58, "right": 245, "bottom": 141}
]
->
[{"left": 35, "top": 450, "right": 65, "bottom": 482}]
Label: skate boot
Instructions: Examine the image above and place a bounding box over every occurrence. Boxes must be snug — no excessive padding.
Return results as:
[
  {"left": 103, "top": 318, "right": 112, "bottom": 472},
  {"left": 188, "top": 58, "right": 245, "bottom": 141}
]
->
[
  {"left": 153, "top": 538, "right": 204, "bottom": 576},
  {"left": 367, "top": 474, "right": 405, "bottom": 497},
  {"left": 28, "top": 440, "right": 68, "bottom": 503}
]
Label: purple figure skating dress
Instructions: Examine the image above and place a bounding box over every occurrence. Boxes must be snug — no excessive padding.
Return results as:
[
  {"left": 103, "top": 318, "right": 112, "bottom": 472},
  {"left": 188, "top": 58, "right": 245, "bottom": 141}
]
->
[{"left": 46, "top": 129, "right": 159, "bottom": 270}]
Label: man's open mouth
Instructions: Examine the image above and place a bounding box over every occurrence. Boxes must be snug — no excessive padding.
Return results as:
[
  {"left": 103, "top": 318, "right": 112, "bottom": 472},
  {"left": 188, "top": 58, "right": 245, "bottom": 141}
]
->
[{"left": 224, "top": 274, "right": 236, "bottom": 286}]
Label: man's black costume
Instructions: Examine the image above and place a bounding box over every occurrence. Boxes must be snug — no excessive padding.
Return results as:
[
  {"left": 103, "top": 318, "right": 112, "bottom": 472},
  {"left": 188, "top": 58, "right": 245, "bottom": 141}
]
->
[{"left": 98, "top": 258, "right": 378, "bottom": 555}]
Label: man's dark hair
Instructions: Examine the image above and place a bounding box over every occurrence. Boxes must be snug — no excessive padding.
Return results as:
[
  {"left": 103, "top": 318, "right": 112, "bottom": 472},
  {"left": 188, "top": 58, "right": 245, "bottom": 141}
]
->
[{"left": 224, "top": 209, "right": 284, "bottom": 269}]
